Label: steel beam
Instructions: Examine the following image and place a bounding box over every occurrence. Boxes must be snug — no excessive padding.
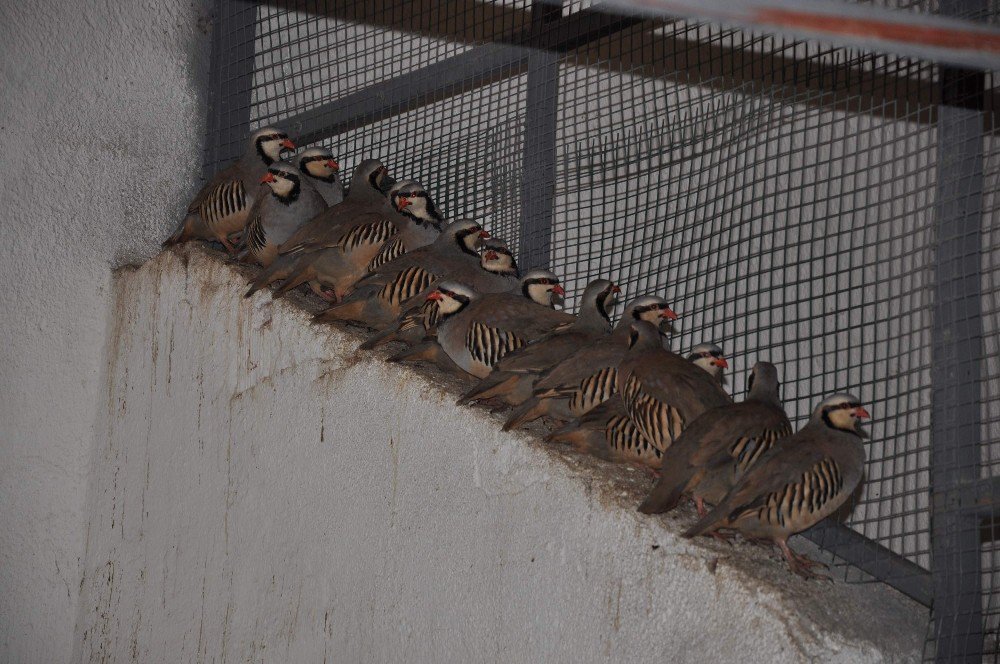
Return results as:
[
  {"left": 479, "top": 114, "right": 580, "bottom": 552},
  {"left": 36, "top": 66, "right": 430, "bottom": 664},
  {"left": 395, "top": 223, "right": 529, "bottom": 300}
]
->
[{"left": 517, "top": 1, "right": 562, "bottom": 271}]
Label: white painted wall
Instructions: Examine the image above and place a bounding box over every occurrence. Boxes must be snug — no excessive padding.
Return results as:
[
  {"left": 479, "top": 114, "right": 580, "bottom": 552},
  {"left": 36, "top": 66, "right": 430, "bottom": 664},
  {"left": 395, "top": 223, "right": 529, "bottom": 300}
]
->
[
  {"left": 0, "top": 1, "right": 211, "bottom": 660},
  {"left": 76, "top": 245, "right": 926, "bottom": 662}
]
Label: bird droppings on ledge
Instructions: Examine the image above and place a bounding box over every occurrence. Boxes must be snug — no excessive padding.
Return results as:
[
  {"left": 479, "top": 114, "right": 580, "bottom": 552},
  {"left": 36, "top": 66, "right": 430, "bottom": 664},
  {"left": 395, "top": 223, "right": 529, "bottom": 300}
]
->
[{"left": 78, "top": 243, "right": 927, "bottom": 663}]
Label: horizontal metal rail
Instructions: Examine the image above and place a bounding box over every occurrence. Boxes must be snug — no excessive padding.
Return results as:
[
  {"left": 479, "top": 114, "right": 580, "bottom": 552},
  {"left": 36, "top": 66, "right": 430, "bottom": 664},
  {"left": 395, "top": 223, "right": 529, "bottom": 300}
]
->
[
  {"left": 931, "top": 475, "right": 1000, "bottom": 518},
  {"left": 603, "top": 0, "right": 1000, "bottom": 70}
]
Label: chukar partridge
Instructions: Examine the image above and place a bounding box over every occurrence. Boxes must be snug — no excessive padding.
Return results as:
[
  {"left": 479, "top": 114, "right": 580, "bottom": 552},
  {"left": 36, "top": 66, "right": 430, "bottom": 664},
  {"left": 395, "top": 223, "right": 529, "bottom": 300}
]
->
[
  {"left": 400, "top": 280, "right": 574, "bottom": 379},
  {"left": 616, "top": 321, "right": 731, "bottom": 458},
  {"left": 684, "top": 393, "right": 868, "bottom": 579},
  {"left": 455, "top": 279, "right": 623, "bottom": 409},
  {"left": 313, "top": 221, "right": 516, "bottom": 328},
  {"left": 544, "top": 340, "right": 729, "bottom": 472},
  {"left": 165, "top": 126, "right": 295, "bottom": 253}
]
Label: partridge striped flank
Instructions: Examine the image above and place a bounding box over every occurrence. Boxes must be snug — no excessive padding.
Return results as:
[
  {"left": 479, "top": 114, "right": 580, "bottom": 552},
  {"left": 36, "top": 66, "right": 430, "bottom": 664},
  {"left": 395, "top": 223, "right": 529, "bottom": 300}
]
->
[
  {"left": 340, "top": 219, "right": 395, "bottom": 253},
  {"left": 570, "top": 367, "right": 619, "bottom": 417},
  {"left": 244, "top": 210, "right": 267, "bottom": 257},
  {"left": 378, "top": 266, "right": 435, "bottom": 307},
  {"left": 745, "top": 458, "right": 844, "bottom": 529},
  {"left": 200, "top": 180, "right": 247, "bottom": 233},
  {"left": 607, "top": 413, "right": 661, "bottom": 465},
  {"left": 466, "top": 322, "right": 525, "bottom": 368},
  {"left": 621, "top": 374, "right": 685, "bottom": 452},
  {"left": 367, "top": 236, "right": 406, "bottom": 272},
  {"left": 639, "top": 362, "right": 791, "bottom": 517},
  {"left": 730, "top": 425, "right": 791, "bottom": 474}
]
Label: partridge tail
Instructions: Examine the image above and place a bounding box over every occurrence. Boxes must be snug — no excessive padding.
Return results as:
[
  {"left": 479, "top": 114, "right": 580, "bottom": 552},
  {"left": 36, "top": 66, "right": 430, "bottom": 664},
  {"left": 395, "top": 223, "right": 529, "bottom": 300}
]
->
[{"left": 502, "top": 396, "right": 546, "bottom": 431}]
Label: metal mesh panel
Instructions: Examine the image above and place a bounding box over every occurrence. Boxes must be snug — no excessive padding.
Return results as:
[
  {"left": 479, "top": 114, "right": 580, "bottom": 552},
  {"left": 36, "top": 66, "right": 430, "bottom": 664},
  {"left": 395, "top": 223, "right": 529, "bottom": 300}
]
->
[{"left": 200, "top": 0, "right": 1000, "bottom": 659}]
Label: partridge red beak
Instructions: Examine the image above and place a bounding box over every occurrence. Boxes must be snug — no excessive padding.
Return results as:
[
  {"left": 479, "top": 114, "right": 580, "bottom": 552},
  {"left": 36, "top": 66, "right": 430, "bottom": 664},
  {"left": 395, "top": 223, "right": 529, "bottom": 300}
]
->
[
  {"left": 660, "top": 307, "right": 678, "bottom": 321},
  {"left": 854, "top": 407, "right": 871, "bottom": 419},
  {"left": 552, "top": 285, "right": 566, "bottom": 296},
  {"left": 484, "top": 250, "right": 499, "bottom": 260},
  {"left": 260, "top": 172, "right": 276, "bottom": 184},
  {"left": 396, "top": 196, "right": 412, "bottom": 211},
  {"left": 426, "top": 291, "right": 444, "bottom": 302},
  {"left": 326, "top": 159, "right": 339, "bottom": 170},
  {"left": 478, "top": 230, "right": 491, "bottom": 239},
  {"left": 612, "top": 285, "right": 621, "bottom": 294},
  {"left": 714, "top": 357, "right": 729, "bottom": 369},
  {"left": 281, "top": 138, "right": 296, "bottom": 150}
]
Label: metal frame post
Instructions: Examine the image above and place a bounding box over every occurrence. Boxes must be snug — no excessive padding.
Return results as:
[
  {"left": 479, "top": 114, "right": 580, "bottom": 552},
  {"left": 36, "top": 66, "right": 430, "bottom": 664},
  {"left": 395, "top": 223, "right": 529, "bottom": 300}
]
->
[
  {"left": 930, "top": 1, "right": 986, "bottom": 657},
  {"left": 203, "top": 0, "right": 258, "bottom": 177},
  {"left": 518, "top": 0, "right": 562, "bottom": 270}
]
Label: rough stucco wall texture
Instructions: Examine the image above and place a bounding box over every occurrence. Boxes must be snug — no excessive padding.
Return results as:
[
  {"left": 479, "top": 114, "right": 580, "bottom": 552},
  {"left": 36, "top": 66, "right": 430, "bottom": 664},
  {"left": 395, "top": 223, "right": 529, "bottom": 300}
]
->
[
  {"left": 76, "top": 245, "right": 926, "bottom": 663},
  {"left": 0, "top": 1, "right": 210, "bottom": 660}
]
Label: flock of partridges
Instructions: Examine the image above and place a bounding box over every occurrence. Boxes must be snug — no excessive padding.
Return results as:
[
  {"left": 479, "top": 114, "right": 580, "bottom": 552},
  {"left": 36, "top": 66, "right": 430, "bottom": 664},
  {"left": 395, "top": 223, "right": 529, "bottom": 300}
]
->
[{"left": 165, "top": 126, "right": 871, "bottom": 580}]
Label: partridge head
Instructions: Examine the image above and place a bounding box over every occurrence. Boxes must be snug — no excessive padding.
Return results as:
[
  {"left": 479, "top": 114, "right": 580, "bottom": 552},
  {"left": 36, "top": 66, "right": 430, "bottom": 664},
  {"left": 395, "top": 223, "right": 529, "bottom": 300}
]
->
[
  {"left": 688, "top": 343, "right": 729, "bottom": 384},
  {"left": 295, "top": 147, "right": 343, "bottom": 206},
  {"left": 391, "top": 181, "right": 444, "bottom": 231}
]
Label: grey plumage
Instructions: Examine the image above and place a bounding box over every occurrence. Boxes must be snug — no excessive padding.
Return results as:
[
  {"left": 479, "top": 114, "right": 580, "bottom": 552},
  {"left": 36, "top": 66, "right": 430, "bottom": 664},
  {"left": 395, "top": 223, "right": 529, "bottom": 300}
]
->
[
  {"left": 269, "top": 180, "right": 444, "bottom": 301},
  {"left": 402, "top": 281, "right": 575, "bottom": 379},
  {"left": 455, "top": 278, "right": 622, "bottom": 410},
  {"left": 544, "top": 341, "right": 729, "bottom": 472},
  {"left": 360, "top": 257, "right": 546, "bottom": 352},
  {"left": 165, "top": 126, "right": 295, "bottom": 253},
  {"left": 241, "top": 160, "right": 327, "bottom": 267},
  {"left": 245, "top": 160, "right": 404, "bottom": 300}
]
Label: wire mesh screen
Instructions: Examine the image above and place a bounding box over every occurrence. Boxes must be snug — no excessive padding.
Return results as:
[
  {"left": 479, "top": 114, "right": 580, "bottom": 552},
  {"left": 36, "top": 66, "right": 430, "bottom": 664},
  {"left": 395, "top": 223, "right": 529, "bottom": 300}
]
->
[{"left": 200, "top": 0, "right": 1000, "bottom": 659}]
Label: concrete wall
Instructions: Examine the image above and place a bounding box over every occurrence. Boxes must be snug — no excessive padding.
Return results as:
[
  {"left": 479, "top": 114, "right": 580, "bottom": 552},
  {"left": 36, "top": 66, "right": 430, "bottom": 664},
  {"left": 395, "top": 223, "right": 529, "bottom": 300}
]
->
[
  {"left": 0, "top": 1, "right": 211, "bottom": 660},
  {"left": 74, "top": 244, "right": 926, "bottom": 663}
]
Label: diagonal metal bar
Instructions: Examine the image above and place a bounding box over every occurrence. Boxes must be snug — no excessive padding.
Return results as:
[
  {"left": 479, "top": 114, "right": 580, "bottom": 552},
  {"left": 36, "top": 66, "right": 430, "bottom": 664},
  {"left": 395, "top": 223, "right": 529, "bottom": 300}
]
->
[
  {"left": 279, "top": 5, "right": 645, "bottom": 146},
  {"left": 802, "top": 521, "right": 933, "bottom": 607},
  {"left": 285, "top": 44, "right": 532, "bottom": 146}
]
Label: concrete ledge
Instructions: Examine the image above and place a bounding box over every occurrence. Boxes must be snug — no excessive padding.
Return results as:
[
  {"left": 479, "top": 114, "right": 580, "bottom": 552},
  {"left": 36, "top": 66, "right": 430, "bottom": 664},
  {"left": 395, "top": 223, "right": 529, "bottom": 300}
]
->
[{"left": 75, "top": 244, "right": 926, "bottom": 662}]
